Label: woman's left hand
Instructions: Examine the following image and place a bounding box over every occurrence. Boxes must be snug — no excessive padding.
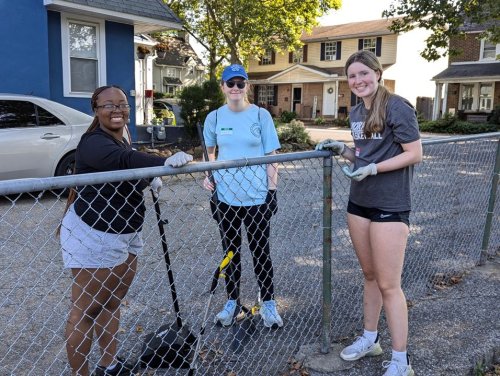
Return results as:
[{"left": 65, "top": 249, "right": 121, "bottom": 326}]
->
[{"left": 342, "top": 163, "right": 377, "bottom": 182}]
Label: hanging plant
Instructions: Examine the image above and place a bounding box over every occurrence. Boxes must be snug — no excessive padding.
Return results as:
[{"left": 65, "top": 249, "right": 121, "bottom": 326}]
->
[
  {"left": 155, "top": 43, "right": 169, "bottom": 59},
  {"left": 137, "top": 46, "right": 151, "bottom": 59}
]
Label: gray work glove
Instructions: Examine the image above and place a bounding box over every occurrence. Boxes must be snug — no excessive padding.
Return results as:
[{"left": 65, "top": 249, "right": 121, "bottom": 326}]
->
[
  {"left": 315, "top": 139, "right": 345, "bottom": 155},
  {"left": 342, "top": 163, "right": 377, "bottom": 182},
  {"left": 150, "top": 177, "right": 163, "bottom": 196},
  {"left": 164, "top": 151, "right": 193, "bottom": 167}
]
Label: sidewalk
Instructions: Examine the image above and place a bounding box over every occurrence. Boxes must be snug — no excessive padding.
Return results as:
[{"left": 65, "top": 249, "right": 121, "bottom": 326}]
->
[
  {"left": 295, "top": 254, "right": 500, "bottom": 375},
  {"left": 304, "top": 125, "right": 451, "bottom": 144}
]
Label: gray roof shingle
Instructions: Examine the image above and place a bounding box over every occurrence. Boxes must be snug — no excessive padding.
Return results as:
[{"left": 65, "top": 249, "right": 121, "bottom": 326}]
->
[
  {"left": 433, "top": 63, "right": 500, "bottom": 81},
  {"left": 58, "top": 0, "right": 180, "bottom": 24}
]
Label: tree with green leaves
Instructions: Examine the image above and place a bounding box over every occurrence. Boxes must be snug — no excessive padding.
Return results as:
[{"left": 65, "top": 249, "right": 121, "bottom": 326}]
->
[
  {"left": 167, "top": 0, "right": 341, "bottom": 79},
  {"left": 383, "top": 0, "right": 500, "bottom": 61}
]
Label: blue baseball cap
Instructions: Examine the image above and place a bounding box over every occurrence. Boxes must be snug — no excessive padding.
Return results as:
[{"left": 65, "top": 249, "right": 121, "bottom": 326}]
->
[{"left": 221, "top": 64, "right": 248, "bottom": 81}]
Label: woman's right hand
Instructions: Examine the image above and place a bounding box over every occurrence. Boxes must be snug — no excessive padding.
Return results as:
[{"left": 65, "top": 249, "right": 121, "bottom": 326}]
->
[{"left": 203, "top": 176, "right": 214, "bottom": 191}]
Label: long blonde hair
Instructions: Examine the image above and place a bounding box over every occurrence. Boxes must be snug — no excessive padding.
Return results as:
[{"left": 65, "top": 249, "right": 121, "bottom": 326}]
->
[
  {"left": 345, "top": 50, "right": 391, "bottom": 138},
  {"left": 57, "top": 85, "right": 127, "bottom": 235}
]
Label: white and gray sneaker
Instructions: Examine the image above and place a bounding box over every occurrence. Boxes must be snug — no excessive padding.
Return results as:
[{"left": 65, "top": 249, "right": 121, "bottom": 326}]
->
[
  {"left": 340, "top": 334, "right": 383, "bottom": 361},
  {"left": 382, "top": 356, "right": 414, "bottom": 376},
  {"left": 259, "top": 300, "right": 283, "bottom": 329},
  {"left": 214, "top": 299, "right": 239, "bottom": 326}
]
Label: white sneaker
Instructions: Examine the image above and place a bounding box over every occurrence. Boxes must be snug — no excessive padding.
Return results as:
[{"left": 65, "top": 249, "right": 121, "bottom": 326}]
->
[
  {"left": 214, "top": 300, "right": 238, "bottom": 326},
  {"left": 259, "top": 300, "right": 283, "bottom": 328},
  {"left": 340, "top": 334, "right": 383, "bottom": 361},
  {"left": 382, "top": 357, "right": 415, "bottom": 376}
]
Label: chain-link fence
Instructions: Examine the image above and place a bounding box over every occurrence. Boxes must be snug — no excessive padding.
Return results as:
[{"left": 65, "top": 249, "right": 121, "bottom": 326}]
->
[{"left": 0, "top": 133, "right": 498, "bottom": 376}]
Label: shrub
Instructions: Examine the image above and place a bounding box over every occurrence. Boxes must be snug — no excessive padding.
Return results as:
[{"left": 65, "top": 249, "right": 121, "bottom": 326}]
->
[
  {"left": 280, "top": 111, "right": 297, "bottom": 123},
  {"left": 419, "top": 118, "right": 499, "bottom": 134},
  {"left": 489, "top": 105, "right": 500, "bottom": 125},
  {"left": 331, "top": 117, "right": 350, "bottom": 128},
  {"left": 314, "top": 117, "right": 326, "bottom": 125},
  {"left": 178, "top": 79, "right": 225, "bottom": 138},
  {"left": 276, "top": 119, "right": 312, "bottom": 144}
]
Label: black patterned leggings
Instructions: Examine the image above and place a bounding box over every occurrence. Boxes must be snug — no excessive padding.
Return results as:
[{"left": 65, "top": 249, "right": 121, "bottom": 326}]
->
[{"left": 216, "top": 201, "right": 275, "bottom": 302}]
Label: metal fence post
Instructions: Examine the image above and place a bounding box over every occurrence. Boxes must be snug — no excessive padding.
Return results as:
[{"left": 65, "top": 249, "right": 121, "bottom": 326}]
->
[
  {"left": 321, "top": 155, "right": 333, "bottom": 354},
  {"left": 480, "top": 138, "right": 500, "bottom": 265}
]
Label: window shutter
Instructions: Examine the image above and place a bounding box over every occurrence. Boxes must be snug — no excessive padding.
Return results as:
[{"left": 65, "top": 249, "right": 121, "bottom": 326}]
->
[
  {"left": 358, "top": 39, "right": 363, "bottom": 50},
  {"left": 376, "top": 37, "right": 382, "bottom": 56},
  {"left": 336, "top": 41, "right": 342, "bottom": 60},
  {"left": 259, "top": 57, "right": 262, "bottom": 65},
  {"left": 273, "top": 85, "right": 278, "bottom": 106},
  {"left": 254, "top": 85, "right": 260, "bottom": 105},
  {"left": 289, "top": 52, "right": 293, "bottom": 63},
  {"left": 271, "top": 51, "right": 276, "bottom": 64},
  {"left": 303, "top": 45, "right": 308, "bottom": 62},
  {"left": 320, "top": 43, "right": 325, "bottom": 61}
]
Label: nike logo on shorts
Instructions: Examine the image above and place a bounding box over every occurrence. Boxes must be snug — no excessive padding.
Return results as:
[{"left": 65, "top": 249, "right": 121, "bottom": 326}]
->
[{"left": 380, "top": 213, "right": 392, "bottom": 218}]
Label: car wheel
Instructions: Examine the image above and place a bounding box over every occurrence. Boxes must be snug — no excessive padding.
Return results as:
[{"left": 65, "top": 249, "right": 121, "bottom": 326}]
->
[
  {"left": 54, "top": 153, "right": 75, "bottom": 198},
  {"left": 56, "top": 153, "right": 75, "bottom": 177}
]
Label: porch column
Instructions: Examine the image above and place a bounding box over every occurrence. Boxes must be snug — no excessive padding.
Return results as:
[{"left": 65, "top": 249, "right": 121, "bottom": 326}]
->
[{"left": 432, "top": 82, "right": 443, "bottom": 120}]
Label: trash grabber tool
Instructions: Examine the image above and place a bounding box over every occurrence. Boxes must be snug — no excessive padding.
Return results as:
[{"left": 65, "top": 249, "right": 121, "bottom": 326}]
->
[
  {"left": 138, "top": 189, "right": 196, "bottom": 369},
  {"left": 188, "top": 250, "right": 234, "bottom": 376}
]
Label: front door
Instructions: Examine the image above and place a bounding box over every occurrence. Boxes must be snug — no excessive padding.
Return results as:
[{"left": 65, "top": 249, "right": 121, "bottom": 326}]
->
[
  {"left": 323, "top": 83, "right": 336, "bottom": 116},
  {"left": 292, "top": 86, "right": 302, "bottom": 113}
]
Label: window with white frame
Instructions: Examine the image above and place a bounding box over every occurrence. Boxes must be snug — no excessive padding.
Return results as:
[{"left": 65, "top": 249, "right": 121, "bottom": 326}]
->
[
  {"left": 261, "top": 49, "right": 273, "bottom": 65},
  {"left": 61, "top": 15, "right": 106, "bottom": 96},
  {"left": 292, "top": 48, "right": 303, "bottom": 63},
  {"left": 258, "top": 85, "right": 275, "bottom": 105},
  {"left": 362, "top": 38, "right": 377, "bottom": 53},
  {"left": 165, "top": 85, "right": 177, "bottom": 95},
  {"left": 481, "top": 40, "right": 498, "bottom": 60},
  {"left": 479, "top": 83, "right": 493, "bottom": 110},
  {"left": 324, "top": 42, "right": 337, "bottom": 61},
  {"left": 165, "top": 67, "right": 180, "bottom": 78},
  {"left": 461, "top": 84, "right": 474, "bottom": 110}
]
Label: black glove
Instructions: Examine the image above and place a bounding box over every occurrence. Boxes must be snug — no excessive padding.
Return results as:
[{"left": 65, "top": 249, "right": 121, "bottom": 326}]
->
[{"left": 265, "top": 189, "right": 278, "bottom": 219}]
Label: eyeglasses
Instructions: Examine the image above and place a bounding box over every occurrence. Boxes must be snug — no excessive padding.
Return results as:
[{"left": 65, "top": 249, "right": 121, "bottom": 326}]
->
[
  {"left": 96, "top": 104, "right": 131, "bottom": 111},
  {"left": 225, "top": 80, "right": 246, "bottom": 89}
]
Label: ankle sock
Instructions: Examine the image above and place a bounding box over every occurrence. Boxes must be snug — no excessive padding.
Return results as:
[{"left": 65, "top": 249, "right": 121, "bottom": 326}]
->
[
  {"left": 362, "top": 329, "right": 378, "bottom": 343},
  {"left": 391, "top": 349, "right": 408, "bottom": 365}
]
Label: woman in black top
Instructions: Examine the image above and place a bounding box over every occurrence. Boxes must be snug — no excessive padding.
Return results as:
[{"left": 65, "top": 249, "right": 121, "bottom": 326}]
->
[{"left": 59, "top": 85, "right": 192, "bottom": 376}]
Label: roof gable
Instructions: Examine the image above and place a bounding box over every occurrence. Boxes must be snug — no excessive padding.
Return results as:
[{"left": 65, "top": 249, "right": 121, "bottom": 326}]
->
[{"left": 302, "top": 18, "right": 398, "bottom": 42}]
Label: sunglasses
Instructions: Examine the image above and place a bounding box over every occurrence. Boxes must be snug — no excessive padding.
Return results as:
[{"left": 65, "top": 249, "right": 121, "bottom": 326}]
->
[{"left": 225, "top": 80, "right": 247, "bottom": 89}]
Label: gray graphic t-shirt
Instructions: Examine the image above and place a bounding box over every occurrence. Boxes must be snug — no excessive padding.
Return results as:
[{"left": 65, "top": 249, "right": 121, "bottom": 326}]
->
[{"left": 348, "top": 95, "right": 420, "bottom": 211}]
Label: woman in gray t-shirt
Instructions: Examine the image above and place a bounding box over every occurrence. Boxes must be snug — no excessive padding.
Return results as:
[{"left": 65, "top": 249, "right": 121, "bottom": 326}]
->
[{"left": 316, "top": 50, "right": 422, "bottom": 376}]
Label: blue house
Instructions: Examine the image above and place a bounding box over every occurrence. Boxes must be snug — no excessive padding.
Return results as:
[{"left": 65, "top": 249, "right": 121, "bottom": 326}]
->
[{"left": 0, "top": 0, "right": 182, "bottom": 140}]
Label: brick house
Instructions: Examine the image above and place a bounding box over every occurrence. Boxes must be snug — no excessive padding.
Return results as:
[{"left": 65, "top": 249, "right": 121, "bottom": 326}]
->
[
  {"left": 247, "top": 18, "right": 446, "bottom": 120},
  {"left": 432, "top": 22, "right": 500, "bottom": 121}
]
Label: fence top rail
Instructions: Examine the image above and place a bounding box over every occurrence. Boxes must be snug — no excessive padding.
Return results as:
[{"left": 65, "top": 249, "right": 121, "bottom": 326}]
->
[
  {"left": 422, "top": 132, "right": 499, "bottom": 146},
  {"left": 0, "top": 150, "right": 331, "bottom": 195}
]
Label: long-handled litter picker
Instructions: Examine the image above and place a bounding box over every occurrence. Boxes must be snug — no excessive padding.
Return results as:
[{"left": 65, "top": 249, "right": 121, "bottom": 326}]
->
[
  {"left": 188, "top": 250, "right": 234, "bottom": 376},
  {"left": 139, "top": 190, "right": 197, "bottom": 369}
]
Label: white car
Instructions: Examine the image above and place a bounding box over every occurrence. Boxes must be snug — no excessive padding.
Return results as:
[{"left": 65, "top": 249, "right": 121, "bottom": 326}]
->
[
  {"left": 0, "top": 94, "right": 92, "bottom": 180},
  {"left": 0, "top": 94, "right": 131, "bottom": 181}
]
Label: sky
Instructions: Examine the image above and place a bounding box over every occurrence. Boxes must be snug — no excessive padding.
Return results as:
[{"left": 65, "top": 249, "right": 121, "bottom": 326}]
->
[{"left": 319, "top": 0, "right": 396, "bottom": 25}]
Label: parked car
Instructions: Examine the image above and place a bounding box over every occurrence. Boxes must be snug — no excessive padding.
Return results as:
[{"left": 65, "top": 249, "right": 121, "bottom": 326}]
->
[
  {"left": 0, "top": 94, "right": 94, "bottom": 180},
  {"left": 153, "top": 99, "right": 179, "bottom": 126}
]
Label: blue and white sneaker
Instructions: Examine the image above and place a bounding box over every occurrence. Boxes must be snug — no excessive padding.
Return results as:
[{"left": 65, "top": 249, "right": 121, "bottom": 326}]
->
[
  {"left": 214, "top": 299, "right": 239, "bottom": 326},
  {"left": 259, "top": 300, "right": 283, "bottom": 329}
]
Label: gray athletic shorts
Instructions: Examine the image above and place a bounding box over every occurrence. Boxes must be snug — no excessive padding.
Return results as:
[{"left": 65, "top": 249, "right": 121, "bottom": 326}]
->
[{"left": 60, "top": 205, "right": 143, "bottom": 269}]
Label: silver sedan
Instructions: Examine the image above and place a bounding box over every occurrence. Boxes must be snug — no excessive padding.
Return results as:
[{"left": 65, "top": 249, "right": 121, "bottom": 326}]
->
[{"left": 0, "top": 94, "right": 92, "bottom": 180}]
